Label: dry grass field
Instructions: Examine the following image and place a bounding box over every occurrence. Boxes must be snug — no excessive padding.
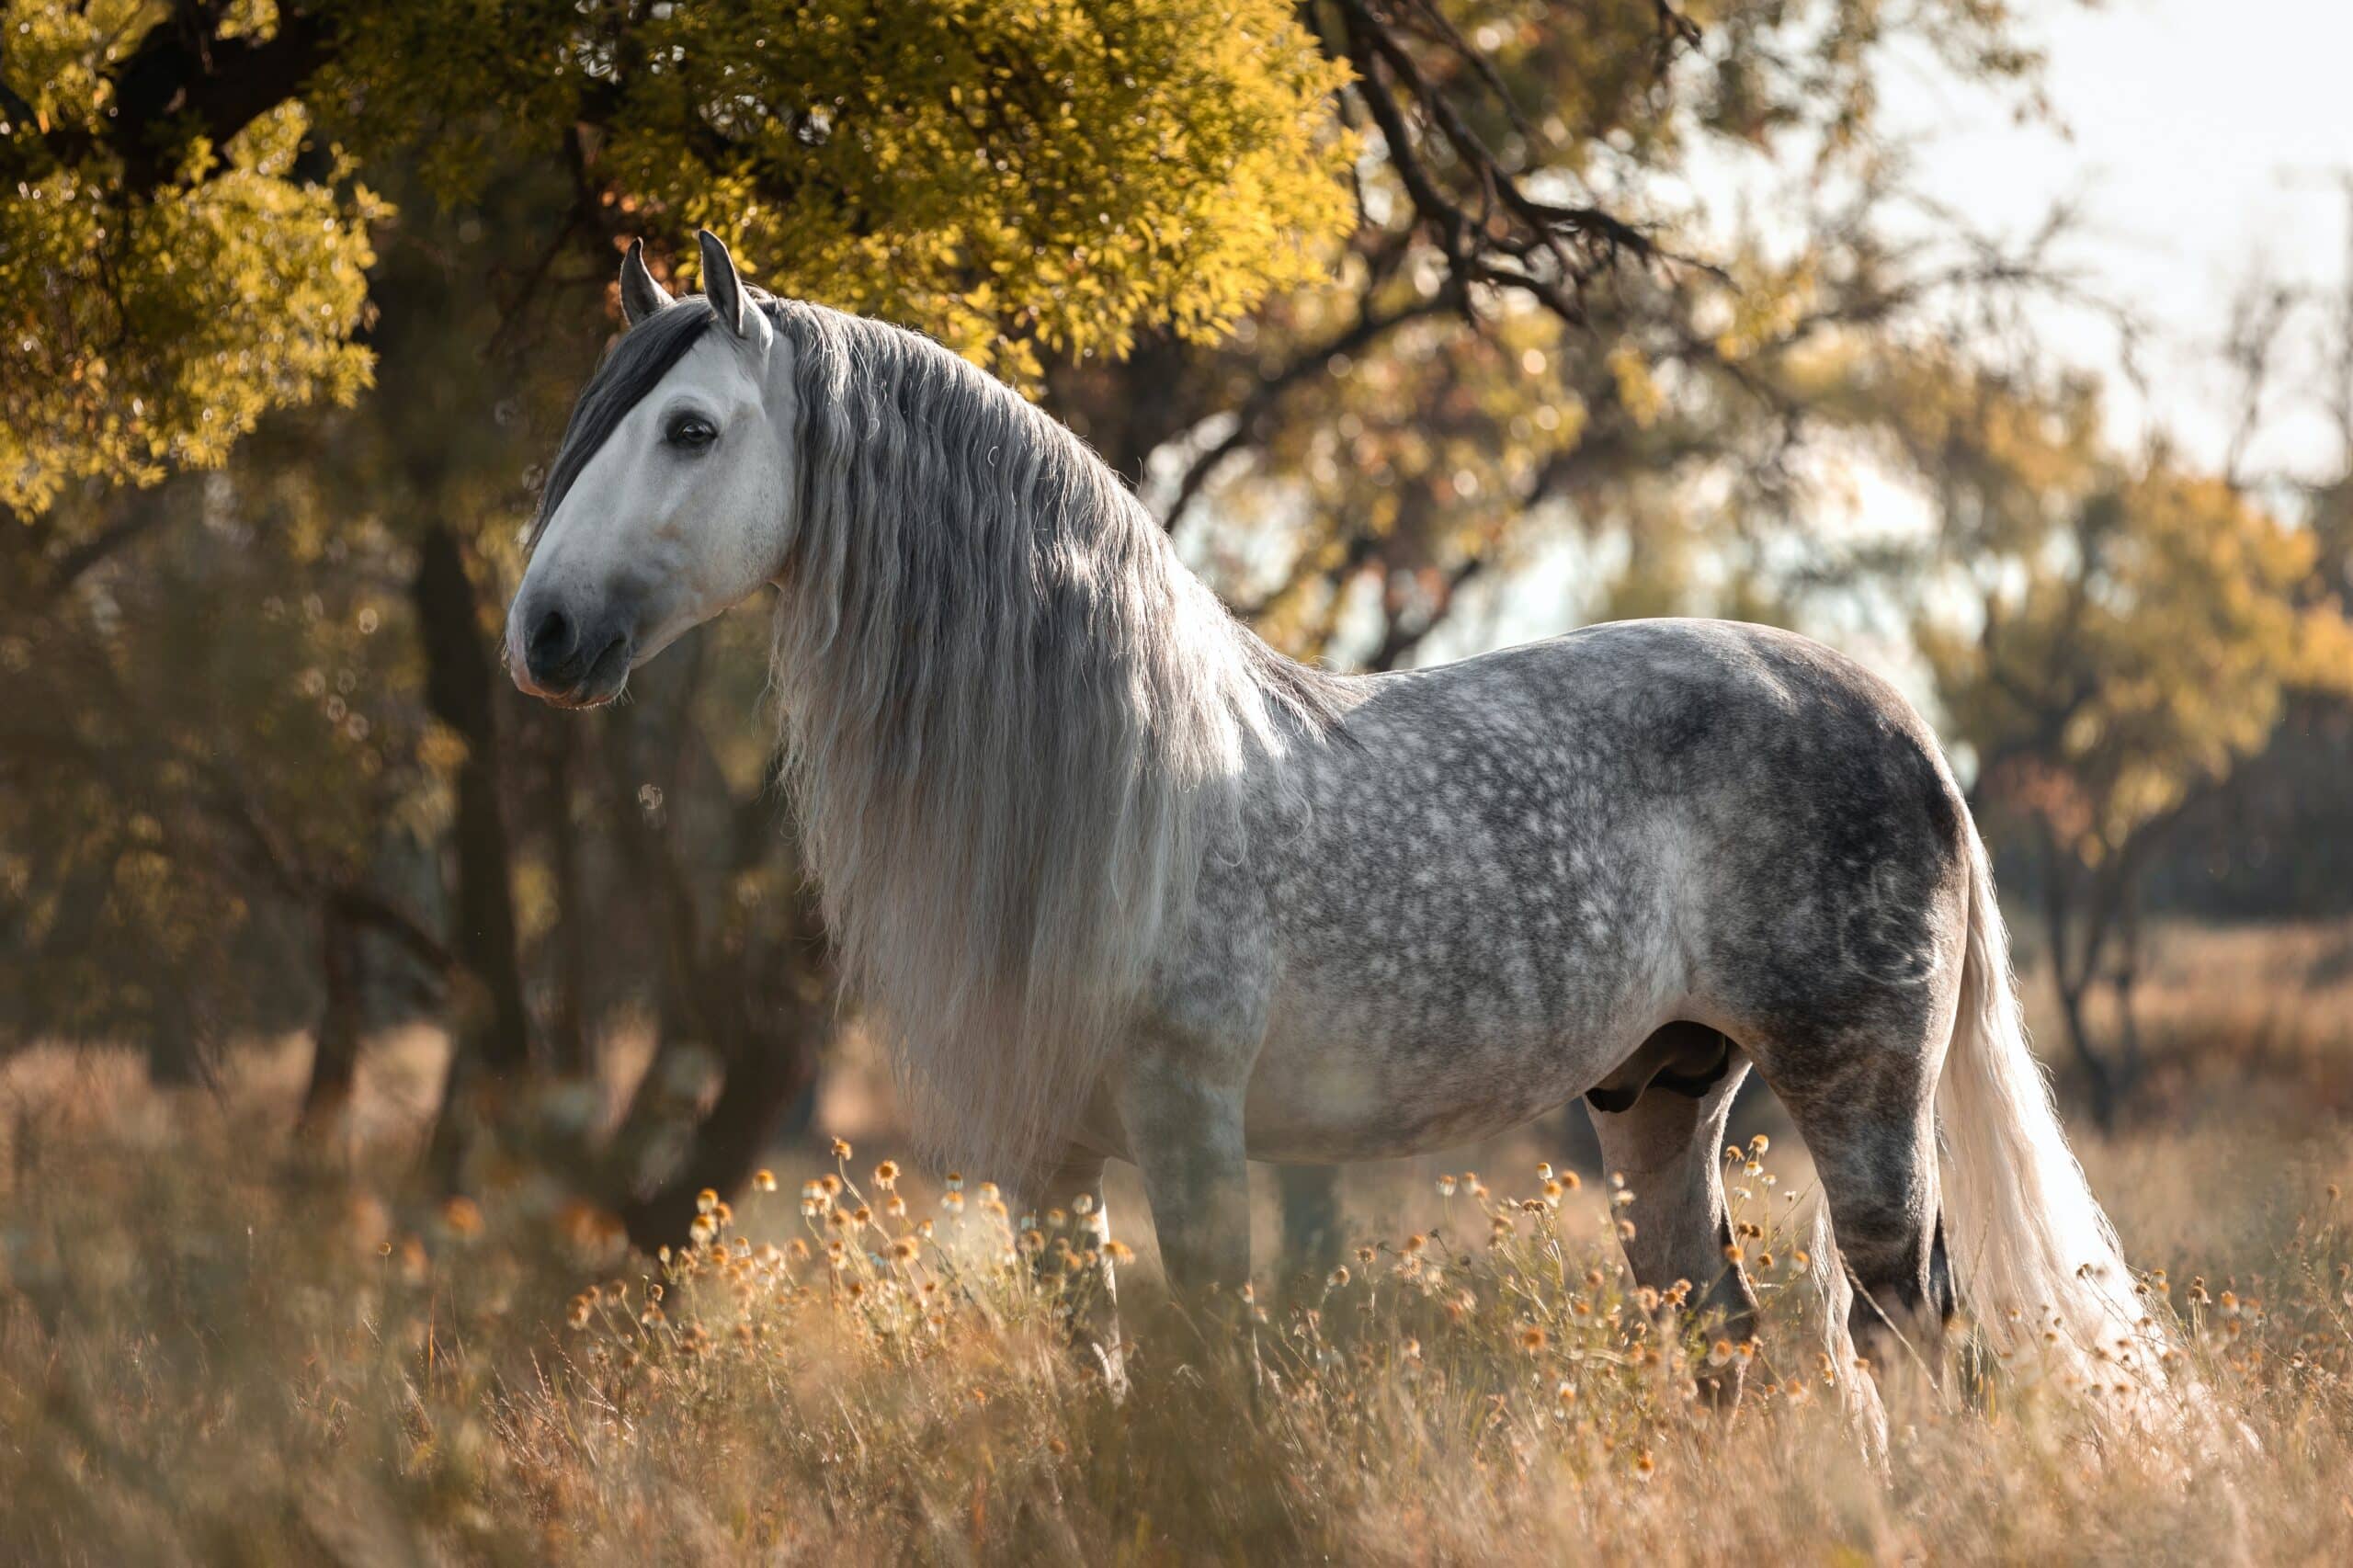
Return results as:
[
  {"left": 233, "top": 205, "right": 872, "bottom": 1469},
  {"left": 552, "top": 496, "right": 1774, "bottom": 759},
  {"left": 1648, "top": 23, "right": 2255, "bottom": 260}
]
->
[{"left": 5, "top": 921, "right": 2353, "bottom": 1564}]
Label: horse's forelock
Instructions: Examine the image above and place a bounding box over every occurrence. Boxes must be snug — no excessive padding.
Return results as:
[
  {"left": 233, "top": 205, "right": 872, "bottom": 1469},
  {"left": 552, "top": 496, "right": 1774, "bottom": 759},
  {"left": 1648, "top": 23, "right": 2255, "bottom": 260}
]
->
[{"left": 529, "top": 300, "right": 721, "bottom": 547}]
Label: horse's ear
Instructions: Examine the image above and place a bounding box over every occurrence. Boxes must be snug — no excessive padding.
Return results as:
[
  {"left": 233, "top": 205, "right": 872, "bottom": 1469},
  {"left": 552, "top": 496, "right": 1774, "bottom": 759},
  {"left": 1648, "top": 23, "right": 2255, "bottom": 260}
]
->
[
  {"left": 697, "top": 229, "right": 752, "bottom": 339},
  {"left": 619, "top": 239, "right": 673, "bottom": 327}
]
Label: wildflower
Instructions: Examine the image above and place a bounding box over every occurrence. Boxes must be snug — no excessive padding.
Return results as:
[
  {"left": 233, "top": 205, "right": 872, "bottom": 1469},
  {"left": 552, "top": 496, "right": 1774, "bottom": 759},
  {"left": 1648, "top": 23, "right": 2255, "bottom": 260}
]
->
[
  {"left": 1536, "top": 1162, "right": 1554, "bottom": 1181},
  {"left": 1749, "top": 1134, "right": 1770, "bottom": 1154},
  {"left": 689, "top": 1215, "right": 717, "bottom": 1247},
  {"left": 753, "top": 1169, "right": 779, "bottom": 1193},
  {"left": 1357, "top": 1245, "right": 1377, "bottom": 1265},
  {"left": 874, "top": 1160, "right": 900, "bottom": 1189},
  {"left": 712, "top": 1200, "right": 733, "bottom": 1228},
  {"left": 1723, "top": 1243, "right": 1745, "bottom": 1264},
  {"left": 941, "top": 1191, "right": 966, "bottom": 1215},
  {"left": 1617, "top": 1220, "right": 1637, "bottom": 1241},
  {"left": 832, "top": 1138, "right": 853, "bottom": 1160},
  {"left": 1520, "top": 1324, "right": 1548, "bottom": 1352},
  {"left": 1708, "top": 1338, "right": 1734, "bottom": 1367},
  {"left": 1404, "top": 1233, "right": 1428, "bottom": 1255},
  {"left": 885, "top": 1194, "right": 908, "bottom": 1219},
  {"left": 818, "top": 1174, "right": 843, "bottom": 1199},
  {"left": 1103, "top": 1240, "right": 1135, "bottom": 1264},
  {"left": 892, "top": 1237, "right": 920, "bottom": 1262},
  {"left": 979, "top": 1181, "right": 1002, "bottom": 1203},
  {"left": 696, "top": 1188, "right": 720, "bottom": 1216},
  {"left": 946, "top": 1172, "right": 965, "bottom": 1192},
  {"left": 1556, "top": 1380, "right": 1577, "bottom": 1404},
  {"left": 1437, "top": 1174, "right": 1459, "bottom": 1198},
  {"left": 1327, "top": 1267, "right": 1351, "bottom": 1289},
  {"left": 1073, "top": 1193, "right": 1096, "bottom": 1216},
  {"left": 440, "top": 1196, "right": 484, "bottom": 1238}
]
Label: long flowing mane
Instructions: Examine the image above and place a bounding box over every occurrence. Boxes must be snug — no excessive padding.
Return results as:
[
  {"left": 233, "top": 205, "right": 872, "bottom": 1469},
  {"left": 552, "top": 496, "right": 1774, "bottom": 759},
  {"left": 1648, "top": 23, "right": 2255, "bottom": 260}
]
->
[{"left": 763, "top": 300, "right": 1349, "bottom": 1183}]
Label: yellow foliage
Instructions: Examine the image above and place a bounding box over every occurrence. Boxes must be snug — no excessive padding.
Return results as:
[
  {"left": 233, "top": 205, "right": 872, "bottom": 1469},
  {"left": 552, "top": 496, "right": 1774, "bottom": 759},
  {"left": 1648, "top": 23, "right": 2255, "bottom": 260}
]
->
[
  {"left": 1894, "top": 358, "right": 2353, "bottom": 863},
  {"left": 2, "top": 0, "right": 1352, "bottom": 510},
  {"left": 0, "top": 1, "right": 386, "bottom": 513}
]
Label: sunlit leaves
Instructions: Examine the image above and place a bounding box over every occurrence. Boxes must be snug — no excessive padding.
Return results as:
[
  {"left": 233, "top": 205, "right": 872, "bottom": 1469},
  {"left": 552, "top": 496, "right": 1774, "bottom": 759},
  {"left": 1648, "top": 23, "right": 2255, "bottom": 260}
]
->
[
  {"left": 4, "top": 0, "right": 1353, "bottom": 511},
  {"left": 1, "top": 0, "right": 385, "bottom": 514},
  {"left": 1888, "top": 358, "right": 2353, "bottom": 863}
]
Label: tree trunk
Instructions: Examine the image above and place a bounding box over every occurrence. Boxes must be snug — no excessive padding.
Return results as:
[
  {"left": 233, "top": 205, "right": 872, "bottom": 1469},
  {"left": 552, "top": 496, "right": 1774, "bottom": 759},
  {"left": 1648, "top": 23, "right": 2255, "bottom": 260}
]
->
[
  {"left": 2052, "top": 972, "right": 2120, "bottom": 1132},
  {"left": 413, "top": 519, "right": 533, "bottom": 1184},
  {"left": 617, "top": 1008, "right": 825, "bottom": 1254},
  {"left": 301, "top": 907, "right": 365, "bottom": 1136},
  {"left": 2038, "top": 825, "right": 2123, "bottom": 1131},
  {"left": 540, "top": 719, "right": 593, "bottom": 1078}
]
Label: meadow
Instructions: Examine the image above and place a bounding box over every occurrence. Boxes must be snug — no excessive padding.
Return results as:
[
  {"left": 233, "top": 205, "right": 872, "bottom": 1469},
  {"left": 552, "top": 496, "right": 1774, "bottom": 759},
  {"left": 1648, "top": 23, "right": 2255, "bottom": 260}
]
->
[{"left": 4, "top": 920, "right": 2352, "bottom": 1565}]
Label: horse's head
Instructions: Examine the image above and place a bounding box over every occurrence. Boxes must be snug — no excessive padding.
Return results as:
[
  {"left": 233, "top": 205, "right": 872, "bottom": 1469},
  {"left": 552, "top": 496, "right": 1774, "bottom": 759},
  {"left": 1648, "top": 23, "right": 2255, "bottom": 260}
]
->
[{"left": 507, "top": 231, "right": 795, "bottom": 708}]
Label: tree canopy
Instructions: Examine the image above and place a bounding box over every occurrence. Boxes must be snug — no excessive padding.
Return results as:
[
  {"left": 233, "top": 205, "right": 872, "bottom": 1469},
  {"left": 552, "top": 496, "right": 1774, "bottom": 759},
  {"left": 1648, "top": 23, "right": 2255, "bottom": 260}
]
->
[{"left": 2, "top": 0, "right": 1353, "bottom": 514}]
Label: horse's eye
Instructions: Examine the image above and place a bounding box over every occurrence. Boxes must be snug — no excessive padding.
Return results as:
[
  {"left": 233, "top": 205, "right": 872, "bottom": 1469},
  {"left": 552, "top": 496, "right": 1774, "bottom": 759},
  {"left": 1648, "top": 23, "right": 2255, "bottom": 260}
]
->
[{"left": 665, "top": 415, "right": 717, "bottom": 450}]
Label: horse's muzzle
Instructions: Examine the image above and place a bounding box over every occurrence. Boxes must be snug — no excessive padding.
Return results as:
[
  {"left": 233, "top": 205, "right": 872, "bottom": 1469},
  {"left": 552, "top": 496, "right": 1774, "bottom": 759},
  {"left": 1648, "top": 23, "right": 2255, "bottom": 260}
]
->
[{"left": 510, "top": 592, "right": 634, "bottom": 709}]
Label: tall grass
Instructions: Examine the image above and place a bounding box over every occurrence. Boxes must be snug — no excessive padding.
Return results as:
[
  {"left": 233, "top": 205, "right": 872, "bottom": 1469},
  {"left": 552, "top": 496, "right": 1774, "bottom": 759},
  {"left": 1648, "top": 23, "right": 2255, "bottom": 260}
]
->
[{"left": 5, "top": 1039, "right": 2352, "bottom": 1565}]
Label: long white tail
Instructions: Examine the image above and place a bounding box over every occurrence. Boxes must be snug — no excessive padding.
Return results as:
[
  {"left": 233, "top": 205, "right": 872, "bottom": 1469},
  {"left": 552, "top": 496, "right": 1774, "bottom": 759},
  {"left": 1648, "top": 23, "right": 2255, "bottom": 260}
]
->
[{"left": 1938, "top": 829, "right": 2165, "bottom": 1391}]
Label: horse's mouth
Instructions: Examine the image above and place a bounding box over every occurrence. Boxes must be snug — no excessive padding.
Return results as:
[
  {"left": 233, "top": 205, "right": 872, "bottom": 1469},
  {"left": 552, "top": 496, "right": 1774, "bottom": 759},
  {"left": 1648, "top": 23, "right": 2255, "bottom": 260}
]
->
[
  {"left": 551, "top": 635, "right": 633, "bottom": 708},
  {"left": 515, "top": 630, "right": 633, "bottom": 710}
]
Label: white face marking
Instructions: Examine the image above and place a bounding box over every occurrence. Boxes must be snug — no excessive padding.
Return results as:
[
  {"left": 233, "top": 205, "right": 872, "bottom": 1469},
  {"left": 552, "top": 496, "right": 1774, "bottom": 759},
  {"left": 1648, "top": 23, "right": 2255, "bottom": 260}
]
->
[{"left": 507, "top": 321, "right": 799, "bottom": 705}]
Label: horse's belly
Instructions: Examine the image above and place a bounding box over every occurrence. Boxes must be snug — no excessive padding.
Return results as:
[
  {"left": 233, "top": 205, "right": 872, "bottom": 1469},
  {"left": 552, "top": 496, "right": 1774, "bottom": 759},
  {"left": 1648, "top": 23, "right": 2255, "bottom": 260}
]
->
[{"left": 1239, "top": 979, "right": 1650, "bottom": 1162}]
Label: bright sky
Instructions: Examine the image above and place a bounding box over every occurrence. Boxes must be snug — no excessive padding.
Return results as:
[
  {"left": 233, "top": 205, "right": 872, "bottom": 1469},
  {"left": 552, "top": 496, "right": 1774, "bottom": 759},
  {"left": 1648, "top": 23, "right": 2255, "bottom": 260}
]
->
[{"left": 1893, "top": 0, "right": 2353, "bottom": 477}]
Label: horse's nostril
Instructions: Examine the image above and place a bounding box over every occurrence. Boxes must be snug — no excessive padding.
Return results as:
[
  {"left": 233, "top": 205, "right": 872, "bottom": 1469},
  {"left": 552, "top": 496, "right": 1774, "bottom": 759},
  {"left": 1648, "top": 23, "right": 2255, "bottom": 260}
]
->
[{"left": 528, "top": 607, "right": 573, "bottom": 661}]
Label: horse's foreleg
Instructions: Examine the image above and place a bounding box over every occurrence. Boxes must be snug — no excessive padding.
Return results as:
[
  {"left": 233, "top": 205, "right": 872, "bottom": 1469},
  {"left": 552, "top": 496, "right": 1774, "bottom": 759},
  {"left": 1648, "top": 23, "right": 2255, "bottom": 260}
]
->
[
  {"left": 1114, "top": 1060, "right": 1251, "bottom": 1296},
  {"left": 1029, "top": 1145, "right": 1125, "bottom": 1389},
  {"left": 1588, "top": 1054, "right": 1759, "bottom": 1405}
]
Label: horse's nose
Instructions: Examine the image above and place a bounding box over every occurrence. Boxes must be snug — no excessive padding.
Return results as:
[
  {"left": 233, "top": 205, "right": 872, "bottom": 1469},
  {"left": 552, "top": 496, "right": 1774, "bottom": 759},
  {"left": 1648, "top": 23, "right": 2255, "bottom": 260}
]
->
[{"left": 523, "top": 603, "right": 581, "bottom": 687}]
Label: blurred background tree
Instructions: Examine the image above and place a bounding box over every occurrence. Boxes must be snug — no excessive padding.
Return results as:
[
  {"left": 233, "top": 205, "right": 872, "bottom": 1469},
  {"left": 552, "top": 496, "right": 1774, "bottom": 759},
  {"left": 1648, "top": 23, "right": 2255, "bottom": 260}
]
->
[{"left": 6, "top": 0, "right": 2349, "bottom": 1252}]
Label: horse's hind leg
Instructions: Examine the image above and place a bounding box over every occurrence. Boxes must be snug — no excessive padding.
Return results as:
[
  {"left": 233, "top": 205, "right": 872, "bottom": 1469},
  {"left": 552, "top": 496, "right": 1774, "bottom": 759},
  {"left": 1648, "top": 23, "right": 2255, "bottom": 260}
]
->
[
  {"left": 1588, "top": 1040, "right": 1759, "bottom": 1404},
  {"left": 1756, "top": 1017, "right": 1958, "bottom": 1385}
]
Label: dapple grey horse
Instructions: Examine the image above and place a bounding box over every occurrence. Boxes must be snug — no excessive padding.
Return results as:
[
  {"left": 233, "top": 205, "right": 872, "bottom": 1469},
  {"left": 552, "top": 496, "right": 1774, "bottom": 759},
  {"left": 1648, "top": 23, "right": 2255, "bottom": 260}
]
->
[{"left": 508, "top": 232, "right": 2159, "bottom": 1403}]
